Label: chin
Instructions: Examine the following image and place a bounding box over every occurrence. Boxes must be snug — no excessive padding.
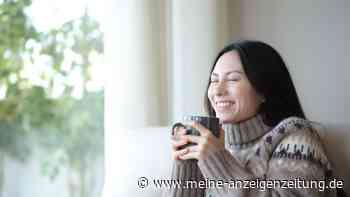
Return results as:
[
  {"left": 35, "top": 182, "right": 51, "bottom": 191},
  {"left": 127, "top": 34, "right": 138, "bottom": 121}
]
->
[{"left": 218, "top": 115, "right": 237, "bottom": 124}]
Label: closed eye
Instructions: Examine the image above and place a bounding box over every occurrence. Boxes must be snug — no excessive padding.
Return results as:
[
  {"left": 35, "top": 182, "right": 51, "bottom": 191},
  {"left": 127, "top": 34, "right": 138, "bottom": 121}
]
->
[{"left": 228, "top": 78, "right": 239, "bottom": 82}]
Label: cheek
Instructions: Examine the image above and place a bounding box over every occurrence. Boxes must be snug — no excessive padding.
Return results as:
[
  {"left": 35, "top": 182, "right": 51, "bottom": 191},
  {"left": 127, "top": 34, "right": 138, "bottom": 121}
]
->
[
  {"left": 207, "top": 88, "right": 215, "bottom": 105},
  {"left": 230, "top": 84, "right": 247, "bottom": 100},
  {"left": 235, "top": 84, "right": 260, "bottom": 108}
]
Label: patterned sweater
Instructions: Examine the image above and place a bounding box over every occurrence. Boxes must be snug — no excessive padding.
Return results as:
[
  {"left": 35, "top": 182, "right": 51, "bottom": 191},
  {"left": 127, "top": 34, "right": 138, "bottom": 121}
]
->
[{"left": 163, "top": 114, "right": 337, "bottom": 197}]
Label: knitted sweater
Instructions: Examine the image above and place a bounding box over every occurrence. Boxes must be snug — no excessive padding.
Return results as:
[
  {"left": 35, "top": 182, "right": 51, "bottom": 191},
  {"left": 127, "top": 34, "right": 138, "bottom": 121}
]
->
[{"left": 162, "top": 114, "right": 337, "bottom": 197}]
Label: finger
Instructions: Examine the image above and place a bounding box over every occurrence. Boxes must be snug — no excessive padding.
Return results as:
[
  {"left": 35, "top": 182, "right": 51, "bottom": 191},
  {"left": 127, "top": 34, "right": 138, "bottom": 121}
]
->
[
  {"left": 179, "top": 150, "right": 198, "bottom": 160},
  {"left": 177, "top": 144, "right": 198, "bottom": 160},
  {"left": 172, "top": 148, "right": 189, "bottom": 160},
  {"left": 188, "top": 121, "right": 211, "bottom": 136},
  {"left": 186, "top": 144, "right": 199, "bottom": 153},
  {"left": 180, "top": 134, "right": 202, "bottom": 144},
  {"left": 171, "top": 139, "right": 188, "bottom": 150}
]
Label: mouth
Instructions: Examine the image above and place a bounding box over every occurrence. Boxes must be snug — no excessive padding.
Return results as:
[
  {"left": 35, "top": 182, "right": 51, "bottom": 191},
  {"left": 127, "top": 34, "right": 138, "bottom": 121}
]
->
[{"left": 215, "top": 101, "right": 235, "bottom": 109}]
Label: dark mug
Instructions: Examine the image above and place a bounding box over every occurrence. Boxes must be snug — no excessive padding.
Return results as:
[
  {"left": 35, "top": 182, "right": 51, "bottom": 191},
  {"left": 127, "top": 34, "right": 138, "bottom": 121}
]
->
[{"left": 172, "top": 115, "right": 220, "bottom": 148}]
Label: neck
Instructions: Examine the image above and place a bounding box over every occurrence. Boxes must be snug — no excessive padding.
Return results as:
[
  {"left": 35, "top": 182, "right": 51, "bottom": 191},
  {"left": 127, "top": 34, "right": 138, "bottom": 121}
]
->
[{"left": 222, "top": 114, "right": 271, "bottom": 146}]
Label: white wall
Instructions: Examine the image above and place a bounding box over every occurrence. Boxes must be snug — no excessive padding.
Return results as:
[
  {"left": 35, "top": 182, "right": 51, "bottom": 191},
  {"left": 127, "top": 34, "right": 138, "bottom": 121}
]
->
[
  {"left": 168, "top": 0, "right": 235, "bottom": 122},
  {"left": 238, "top": 0, "right": 350, "bottom": 193}
]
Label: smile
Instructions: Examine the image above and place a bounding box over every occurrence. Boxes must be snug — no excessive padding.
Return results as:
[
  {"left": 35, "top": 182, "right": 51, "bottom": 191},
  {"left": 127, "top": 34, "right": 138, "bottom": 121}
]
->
[{"left": 215, "top": 101, "right": 235, "bottom": 108}]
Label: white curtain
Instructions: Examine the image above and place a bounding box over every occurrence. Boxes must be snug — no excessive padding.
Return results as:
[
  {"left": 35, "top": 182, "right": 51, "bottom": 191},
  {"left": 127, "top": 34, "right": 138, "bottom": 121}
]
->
[
  {"left": 104, "top": 0, "right": 239, "bottom": 129},
  {"left": 102, "top": 0, "right": 239, "bottom": 196}
]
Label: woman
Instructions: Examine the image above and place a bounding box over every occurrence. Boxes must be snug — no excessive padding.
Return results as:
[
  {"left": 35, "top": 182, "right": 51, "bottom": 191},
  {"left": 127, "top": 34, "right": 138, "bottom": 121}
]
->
[{"left": 163, "top": 40, "right": 340, "bottom": 197}]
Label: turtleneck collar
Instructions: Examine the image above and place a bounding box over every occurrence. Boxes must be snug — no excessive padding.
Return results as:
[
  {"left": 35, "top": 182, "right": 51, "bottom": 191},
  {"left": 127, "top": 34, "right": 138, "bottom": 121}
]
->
[{"left": 222, "top": 113, "right": 271, "bottom": 146}]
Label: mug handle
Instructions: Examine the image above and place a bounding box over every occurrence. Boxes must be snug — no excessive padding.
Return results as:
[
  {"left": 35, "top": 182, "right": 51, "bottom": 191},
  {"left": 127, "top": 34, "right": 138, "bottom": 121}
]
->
[
  {"left": 171, "top": 122, "right": 193, "bottom": 136},
  {"left": 171, "top": 122, "right": 186, "bottom": 135}
]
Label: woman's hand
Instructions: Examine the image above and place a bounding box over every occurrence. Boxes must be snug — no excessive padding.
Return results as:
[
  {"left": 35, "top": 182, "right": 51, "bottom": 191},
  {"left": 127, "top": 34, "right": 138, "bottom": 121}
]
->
[
  {"left": 171, "top": 122, "right": 225, "bottom": 161},
  {"left": 171, "top": 126, "right": 190, "bottom": 160}
]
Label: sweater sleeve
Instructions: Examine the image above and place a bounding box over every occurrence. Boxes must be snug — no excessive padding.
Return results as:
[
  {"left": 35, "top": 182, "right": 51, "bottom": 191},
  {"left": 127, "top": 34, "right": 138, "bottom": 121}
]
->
[
  {"left": 197, "top": 148, "right": 258, "bottom": 196},
  {"left": 162, "top": 159, "right": 205, "bottom": 197},
  {"left": 196, "top": 118, "right": 338, "bottom": 197},
  {"left": 266, "top": 127, "right": 337, "bottom": 197}
]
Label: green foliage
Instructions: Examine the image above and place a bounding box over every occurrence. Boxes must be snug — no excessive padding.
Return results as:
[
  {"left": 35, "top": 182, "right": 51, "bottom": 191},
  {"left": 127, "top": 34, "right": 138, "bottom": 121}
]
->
[
  {"left": 0, "top": 0, "right": 40, "bottom": 162},
  {"left": 0, "top": 0, "right": 38, "bottom": 80},
  {"left": 0, "top": 1, "right": 104, "bottom": 195}
]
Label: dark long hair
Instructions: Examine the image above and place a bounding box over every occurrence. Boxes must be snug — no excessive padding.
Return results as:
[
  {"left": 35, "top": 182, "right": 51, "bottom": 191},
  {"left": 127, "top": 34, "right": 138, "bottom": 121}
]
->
[{"left": 204, "top": 40, "right": 306, "bottom": 127}]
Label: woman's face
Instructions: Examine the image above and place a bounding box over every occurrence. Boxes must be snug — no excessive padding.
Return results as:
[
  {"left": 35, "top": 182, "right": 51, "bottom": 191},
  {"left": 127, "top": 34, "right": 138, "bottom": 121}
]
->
[{"left": 207, "top": 51, "right": 263, "bottom": 123}]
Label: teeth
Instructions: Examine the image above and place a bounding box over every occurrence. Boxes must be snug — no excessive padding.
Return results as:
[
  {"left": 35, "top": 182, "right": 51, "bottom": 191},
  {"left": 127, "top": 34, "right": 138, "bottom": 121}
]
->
[{"left": 216, "top": 101, "right": 234, "bottom": 107}]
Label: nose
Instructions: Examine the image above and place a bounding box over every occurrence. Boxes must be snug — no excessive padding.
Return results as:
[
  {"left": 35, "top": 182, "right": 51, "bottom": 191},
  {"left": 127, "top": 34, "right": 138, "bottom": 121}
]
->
[{"left": 213, "top": 81, "right": 228, "bottom": 96}]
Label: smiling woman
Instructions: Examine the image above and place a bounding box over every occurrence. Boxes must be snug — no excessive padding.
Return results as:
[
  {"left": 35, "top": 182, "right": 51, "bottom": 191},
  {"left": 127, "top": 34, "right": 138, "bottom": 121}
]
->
[
  {"left": 163, "top": 40, "right": 342, "bottom": 197},
  {"left": 207, "top": 51, "right": 265, "bottom": 124},
  {"left": 204, "top": 41, "right": 306, "bottom": 126}
]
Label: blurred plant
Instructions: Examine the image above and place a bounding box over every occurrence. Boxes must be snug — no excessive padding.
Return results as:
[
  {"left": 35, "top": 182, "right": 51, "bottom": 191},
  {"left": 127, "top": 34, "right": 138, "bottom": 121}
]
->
[
  {"left": 0, "top": 0, "right": 104, "bottom": 197},
  {"left": 39, "top": 91, "right": 104, "bottom": 197},
  {"left": 0, "top": 0, "right": 41, "bottom": 195}
]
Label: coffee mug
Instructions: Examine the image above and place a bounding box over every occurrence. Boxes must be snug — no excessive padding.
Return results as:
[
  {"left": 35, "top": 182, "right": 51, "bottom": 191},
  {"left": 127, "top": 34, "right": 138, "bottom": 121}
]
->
[{"left": 172, "top": 115, "right": 220, "bottom": 147}]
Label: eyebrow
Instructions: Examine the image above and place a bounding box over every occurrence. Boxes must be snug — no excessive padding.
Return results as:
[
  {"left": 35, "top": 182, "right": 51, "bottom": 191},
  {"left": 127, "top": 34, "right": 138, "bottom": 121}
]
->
[{"left": 211, "top": 71, "right": 243, "bottom": 76}]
